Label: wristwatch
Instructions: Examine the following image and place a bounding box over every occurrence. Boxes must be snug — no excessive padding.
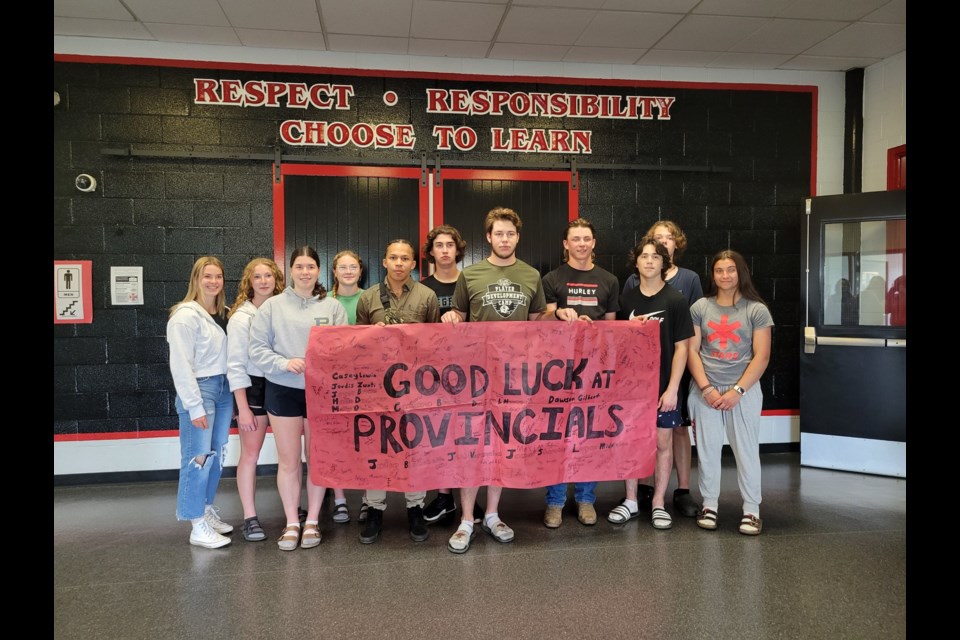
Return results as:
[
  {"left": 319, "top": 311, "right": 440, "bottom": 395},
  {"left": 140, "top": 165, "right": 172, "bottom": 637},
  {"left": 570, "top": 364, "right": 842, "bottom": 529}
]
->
[{"left": 733, "top": 385, "right": 746, "bottom": 396}]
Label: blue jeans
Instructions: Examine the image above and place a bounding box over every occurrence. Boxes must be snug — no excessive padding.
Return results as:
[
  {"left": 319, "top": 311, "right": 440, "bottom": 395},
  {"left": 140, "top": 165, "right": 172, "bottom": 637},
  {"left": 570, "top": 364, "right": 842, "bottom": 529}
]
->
[
  {"left": 545, "top": 482, "right": 597, "bottom": 507},
  {"left": 175, "top": 374, "right": 233, "bottom": 521}
]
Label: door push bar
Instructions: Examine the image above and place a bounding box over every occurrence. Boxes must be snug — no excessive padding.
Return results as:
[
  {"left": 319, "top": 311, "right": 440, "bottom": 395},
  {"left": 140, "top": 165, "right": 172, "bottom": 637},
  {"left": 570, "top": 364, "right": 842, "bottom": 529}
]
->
[{"left": 804, "top": 327, "right": 904, "bottom": 354}]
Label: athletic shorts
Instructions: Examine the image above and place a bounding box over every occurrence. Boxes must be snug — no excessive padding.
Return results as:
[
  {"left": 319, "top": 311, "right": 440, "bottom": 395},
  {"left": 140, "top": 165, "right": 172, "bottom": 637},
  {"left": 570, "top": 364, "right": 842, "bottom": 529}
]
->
[
  {"left": 244, "top": 375, "right": 267, "bottom": 417},
  {"left": 657, "top": 408, "right": 683, "bottom": 429},
  {"left": 264, "top": 379, "right": 307, "bottom": 418}
]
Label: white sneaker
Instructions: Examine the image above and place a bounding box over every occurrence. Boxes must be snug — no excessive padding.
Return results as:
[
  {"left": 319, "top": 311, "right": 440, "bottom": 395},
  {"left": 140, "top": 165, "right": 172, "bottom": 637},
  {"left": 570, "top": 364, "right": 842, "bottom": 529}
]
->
[
  {"left": 204, "top": 505, "right": 234, "bottom": 534},
  {"left": 190, "top": 520, "right": 231, "bottom": 549}
]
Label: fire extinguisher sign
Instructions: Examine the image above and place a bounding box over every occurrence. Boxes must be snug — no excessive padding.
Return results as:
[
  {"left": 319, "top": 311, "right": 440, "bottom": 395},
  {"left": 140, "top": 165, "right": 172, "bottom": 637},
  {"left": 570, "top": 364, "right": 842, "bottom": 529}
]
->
[{"left": 54, "top": 260, "right": 93, "bottom": 324}]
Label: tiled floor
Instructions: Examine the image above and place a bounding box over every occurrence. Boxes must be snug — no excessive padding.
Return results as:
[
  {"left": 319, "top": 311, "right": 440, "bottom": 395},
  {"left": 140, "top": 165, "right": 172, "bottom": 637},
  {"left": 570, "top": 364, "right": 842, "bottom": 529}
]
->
[{"left": 54, "top": 452, "right": 906, "bottom": 639}]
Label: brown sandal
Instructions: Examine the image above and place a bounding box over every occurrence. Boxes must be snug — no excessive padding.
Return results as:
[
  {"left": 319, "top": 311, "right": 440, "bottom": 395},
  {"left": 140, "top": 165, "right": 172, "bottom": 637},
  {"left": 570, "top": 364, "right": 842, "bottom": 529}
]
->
[
  {"left": 739, "top": 514, "right": 763, "bottom": 536},
  {"left": 300, "top": 523, "right": 322, "bottom": 549},
  {"left": 277, "top": 523, "right": 301, "bottom": 551},
  {"left": 697, "top": 508, "right": 718, "bottom": 530}
]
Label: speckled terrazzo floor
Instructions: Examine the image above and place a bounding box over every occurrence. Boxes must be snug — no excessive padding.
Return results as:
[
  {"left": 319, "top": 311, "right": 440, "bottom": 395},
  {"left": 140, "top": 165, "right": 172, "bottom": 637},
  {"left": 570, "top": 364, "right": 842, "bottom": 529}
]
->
[{"left": 54, "top": 452, "right": 906, "bottom": 640}]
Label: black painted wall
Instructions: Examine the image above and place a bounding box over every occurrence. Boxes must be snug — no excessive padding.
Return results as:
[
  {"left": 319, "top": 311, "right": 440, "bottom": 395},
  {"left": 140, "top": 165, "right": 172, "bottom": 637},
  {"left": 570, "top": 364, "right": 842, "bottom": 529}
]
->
[{"left": 53, "top": 61, "right": 809, "bottom": 438}]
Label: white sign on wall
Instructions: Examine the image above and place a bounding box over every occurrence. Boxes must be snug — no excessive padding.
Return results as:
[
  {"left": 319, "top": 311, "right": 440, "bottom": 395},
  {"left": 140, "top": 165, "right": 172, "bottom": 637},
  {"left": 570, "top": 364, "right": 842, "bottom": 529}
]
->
[{"left": 111, "top": 266, "right": 144, "bottom": 306}]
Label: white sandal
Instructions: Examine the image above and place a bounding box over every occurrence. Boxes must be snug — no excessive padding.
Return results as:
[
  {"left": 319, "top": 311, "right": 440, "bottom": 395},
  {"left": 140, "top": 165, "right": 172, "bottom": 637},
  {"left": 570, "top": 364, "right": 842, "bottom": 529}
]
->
[
  {"left": 277, "top": 523, "right": 301, "bottom": 551},
  {"left": 607, "top": 501, "right": 639, "bottom": 524},
  {"left": 651, "top": 507, "right": 673, "bottom": 529}
]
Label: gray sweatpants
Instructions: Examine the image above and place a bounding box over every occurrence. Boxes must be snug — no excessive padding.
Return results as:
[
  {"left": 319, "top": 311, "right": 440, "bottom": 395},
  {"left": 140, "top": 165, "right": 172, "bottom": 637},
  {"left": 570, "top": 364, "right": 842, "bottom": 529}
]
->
[{"left": 688, "top": 383, "right": 763, "bottom": 516}]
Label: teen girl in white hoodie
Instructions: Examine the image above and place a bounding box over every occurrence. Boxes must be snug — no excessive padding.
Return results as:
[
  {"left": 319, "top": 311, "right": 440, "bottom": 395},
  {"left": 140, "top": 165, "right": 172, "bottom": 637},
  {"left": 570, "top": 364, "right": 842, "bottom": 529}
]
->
[
  {"left": 226, "top": 258, "right": 285, "bottom": 542},
  {"left": 167, "top": 256, "right": 234, "bottom": 548}
]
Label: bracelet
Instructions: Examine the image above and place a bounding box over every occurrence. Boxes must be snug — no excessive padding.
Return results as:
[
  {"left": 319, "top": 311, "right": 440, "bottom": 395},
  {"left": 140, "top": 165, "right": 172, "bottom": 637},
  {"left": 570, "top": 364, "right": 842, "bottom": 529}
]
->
[
  {"left": 733, "top": 384, "right": 746, "bottom": 396},
  {"left": 700, "top": 384, "right": 714, "bottom": 393}
]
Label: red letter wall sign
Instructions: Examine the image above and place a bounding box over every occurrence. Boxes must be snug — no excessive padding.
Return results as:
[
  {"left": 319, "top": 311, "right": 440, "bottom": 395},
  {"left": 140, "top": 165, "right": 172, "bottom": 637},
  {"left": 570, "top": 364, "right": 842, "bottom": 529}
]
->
[{"left": 305, "top": 321, "right": 660, "bottom": 491}]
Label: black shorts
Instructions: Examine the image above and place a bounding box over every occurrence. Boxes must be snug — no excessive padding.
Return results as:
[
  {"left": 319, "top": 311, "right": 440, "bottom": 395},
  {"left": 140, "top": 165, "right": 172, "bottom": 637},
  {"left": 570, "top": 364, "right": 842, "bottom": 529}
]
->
[
  {"left": 657, "top": 408, "right": 683, "bottom": 429},
  {"left": 264, "top": 380, "right": 307, "bottom": 418},
  {"left": 245, "top": 375, "right": 267, "bottom": 417}
]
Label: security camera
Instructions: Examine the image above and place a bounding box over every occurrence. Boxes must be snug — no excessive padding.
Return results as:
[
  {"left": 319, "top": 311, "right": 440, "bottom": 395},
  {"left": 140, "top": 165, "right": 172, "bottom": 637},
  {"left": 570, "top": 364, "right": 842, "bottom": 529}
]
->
[{"left": 75, "top": 174, "right": 97, "bottom": 193}]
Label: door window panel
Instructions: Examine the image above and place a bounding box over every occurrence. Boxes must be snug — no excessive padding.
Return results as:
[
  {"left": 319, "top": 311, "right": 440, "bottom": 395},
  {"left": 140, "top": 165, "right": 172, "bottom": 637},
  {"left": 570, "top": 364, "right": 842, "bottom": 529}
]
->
[{"left": 822, "top": 219, "right": 906, "bottom": 328}]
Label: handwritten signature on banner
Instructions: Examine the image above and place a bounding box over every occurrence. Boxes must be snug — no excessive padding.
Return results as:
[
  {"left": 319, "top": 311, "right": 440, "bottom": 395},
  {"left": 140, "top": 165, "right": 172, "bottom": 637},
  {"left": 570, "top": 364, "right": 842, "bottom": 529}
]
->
[{"left": 305, "top": 320, "right": 661, "bottom": 490}]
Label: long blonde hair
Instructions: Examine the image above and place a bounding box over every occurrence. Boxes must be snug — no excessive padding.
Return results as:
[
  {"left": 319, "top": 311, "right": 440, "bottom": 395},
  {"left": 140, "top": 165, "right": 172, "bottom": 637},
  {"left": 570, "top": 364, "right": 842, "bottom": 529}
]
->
[
  {"left": 170, "top": 256, "right": 226, "bottom": 318},
  {"left": 228, "top": 257, "right": 284, "bottom": 319}
]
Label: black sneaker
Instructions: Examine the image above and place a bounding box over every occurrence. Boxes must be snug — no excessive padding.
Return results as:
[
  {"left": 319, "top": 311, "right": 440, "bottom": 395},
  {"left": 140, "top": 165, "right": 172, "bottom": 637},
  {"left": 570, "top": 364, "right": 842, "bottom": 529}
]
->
[
  {"left": 673, "top": 489, "right": 699, "bottom": 518},
  {"left": 408, "top": 506, "right": 430, "bottom": 542},
  {"left": 423, "top": 493, "right": 456, "bottom": 523},
  {"left": 359, "top": 508, "right": 383, "bottom": 544},
  {"left": 638, "top": 484, "right": 654, "bottom": 511}
]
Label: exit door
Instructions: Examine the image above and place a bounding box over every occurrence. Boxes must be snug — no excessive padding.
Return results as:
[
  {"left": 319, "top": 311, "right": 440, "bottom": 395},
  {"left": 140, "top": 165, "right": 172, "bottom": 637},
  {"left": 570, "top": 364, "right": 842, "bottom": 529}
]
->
[{"left": 799, "top": 190, "right": 906, "bottom": 477}]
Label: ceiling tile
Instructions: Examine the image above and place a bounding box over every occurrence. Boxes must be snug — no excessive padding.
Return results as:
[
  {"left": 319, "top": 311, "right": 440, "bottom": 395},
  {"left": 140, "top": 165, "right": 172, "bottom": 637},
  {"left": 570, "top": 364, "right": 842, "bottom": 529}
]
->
[
  {"left": 327, "top": 33, "right": 410, "bottom": 54},
  {"left": 729, "top": 18, "right": 847, "bottom": 54},
  {"left": 145, "top": 23, "right": 242, "bottom": 45},
  {"left": 862, "top": 0, "right": 905, "bottom": 24},
  {"left": 657, "top": 15, "right": 769, "bottom": 50},
  {"left": 777, "top": 0, "right": 890, "bottom": 21},
  {"left": 805, "top": 22, "right": 905, "bottom": 58},
  {"left": 602, "top": 0, "right": 697, "bottom": 11},
  {"left": 708, "top": 51, "right": 794, "bottom": 69},
  {"left": 497, "top": 6, "right": 597, "bottom": 45},
  {"left": 54, "top": 0, "right": 133, "bottom": 21},
  {"left": 636, "top": 49, "right": 721, "bottom": 67},
  {"left": 219, "top": 0, "right": 322, "bottom": 31},
  {"left": 321, "top": 0, "right": 413, "bottom": 37},
  {"left": 692, "top": 0, "right": 792, "bottom": 18},
  {"left": 576, "top": 11, "right": 683, "bottom": 48},
  {"left": 489, "top": 42, "right": 570, "bottom": 61},
  {"left": 54, "top": 17, "right": 154, "bottom": 39},
  {"left": 564, "top": 46, "right": 645, "bottom": 64},
  {"left": 123, "top": 0, "right": 229, "bottom": 26},
  {"left": 409, "top": 38, "right": 490, "bottom": 57},
  {"left": 411, "top": 1, "right": 505, "bottom": 40},
  {"left": 51, "top": 0, "right": 908, "bottom": 74},
  {"left": 235, "top": 29, "right": 327, "bottom": 50},
  {"left": 519, "top": 0, "right": 606, "bottom": 7}
]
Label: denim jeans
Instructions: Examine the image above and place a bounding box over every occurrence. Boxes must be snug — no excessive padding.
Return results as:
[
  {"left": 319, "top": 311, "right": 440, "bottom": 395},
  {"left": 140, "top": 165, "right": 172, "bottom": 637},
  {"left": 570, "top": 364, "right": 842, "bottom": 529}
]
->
[
  {"left": 175, "top": 374, "right": 233, "bottom": 520},
  {"left": 545, "top": 482, "right": 597, "bottom": 507}
]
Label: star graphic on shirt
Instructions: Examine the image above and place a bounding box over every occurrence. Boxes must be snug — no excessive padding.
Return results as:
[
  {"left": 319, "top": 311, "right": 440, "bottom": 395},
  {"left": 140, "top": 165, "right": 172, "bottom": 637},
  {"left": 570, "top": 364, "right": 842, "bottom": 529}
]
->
[{"left": 706, "top": 314, "right": 741, "bottom": 350}]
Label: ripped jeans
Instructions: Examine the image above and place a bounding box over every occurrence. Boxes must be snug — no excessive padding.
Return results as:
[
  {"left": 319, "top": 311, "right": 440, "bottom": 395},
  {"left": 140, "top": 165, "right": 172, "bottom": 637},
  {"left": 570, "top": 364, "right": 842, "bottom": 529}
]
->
[{"left": 175, "top": 374, "right": 233, "bottom": 521}]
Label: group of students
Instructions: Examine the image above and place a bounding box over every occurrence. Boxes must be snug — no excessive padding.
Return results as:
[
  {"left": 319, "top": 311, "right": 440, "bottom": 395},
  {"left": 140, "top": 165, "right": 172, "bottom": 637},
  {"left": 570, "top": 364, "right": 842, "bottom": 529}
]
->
[{"left": 166, "top": 207, "right": 773, "bottom": 554}]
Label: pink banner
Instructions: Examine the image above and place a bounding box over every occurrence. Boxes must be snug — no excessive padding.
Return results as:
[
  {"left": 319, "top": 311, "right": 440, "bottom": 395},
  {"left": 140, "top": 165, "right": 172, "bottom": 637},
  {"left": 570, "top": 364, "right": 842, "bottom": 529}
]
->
[{"left": 305, "top": 320, "right": 660, "bottom": 490}]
